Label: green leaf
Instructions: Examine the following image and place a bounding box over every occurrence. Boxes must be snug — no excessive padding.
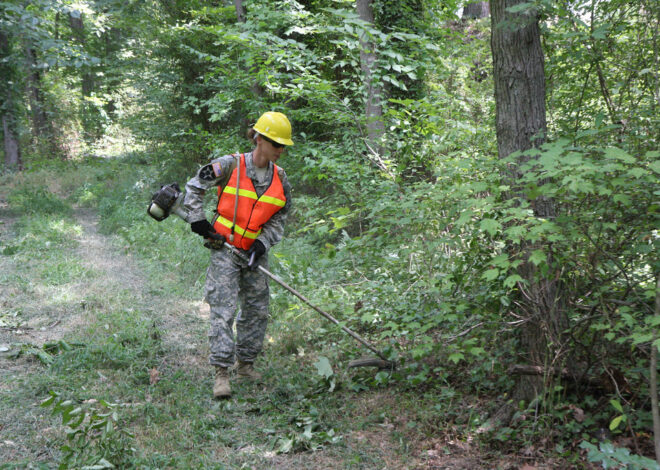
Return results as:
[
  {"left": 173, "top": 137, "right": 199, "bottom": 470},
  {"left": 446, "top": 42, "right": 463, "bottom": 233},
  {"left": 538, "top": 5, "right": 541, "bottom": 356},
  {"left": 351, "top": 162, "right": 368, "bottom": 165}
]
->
[
  {"left": 503, "top": 274, "right": 524, "bottom": 288},
  {"left": 609, "top": 415, "right": 624, "bottom": 431},
  {"left": 653, "top": 338, "right": 660, "bottom": 352},
  {"left": 612, "top": 194, "right": 631, "bottom": 206},
  {"left": 528, "top": 250, "right": 546, "bottom": 266},
  {"left": 40, "top": 392, "right": 58, "bottom": 407},
  {"left": 627, "top": 168, "right": 648, "bottom": 178},
  {"left": 490, "top": 254, "right": 510, "bottom": 268},
  {"left": 313, "top": 356, "right": 333, "bottom": 379},
  {"left": 650, "top": 159, "right": 660, "bottom": 174},
  {"left": 456, "top": 210, "right": 473, "bottom": 226},
  {"left": 480, "top": 218, "right": 501, "bottom": 236},
  {"left": 278, "top": 438, "right": 294, "bottom": 454},
  {"left": 482, "top": 269, "right": 499, "bottom": 281},
  {"left": 604, "top": 147, "right": 635, "bottom": 164},
  {"left": 610, "top": 399, "right": 623, "bottom": 413},
  {"left": 505, "top": 2, "right": 535, "bottom": 13},
  {"left": 504, "top": 225, "right": 527, "bottom": 243},
  {"left": 448, "top": 352, "right": 464, "bottom": 364}
]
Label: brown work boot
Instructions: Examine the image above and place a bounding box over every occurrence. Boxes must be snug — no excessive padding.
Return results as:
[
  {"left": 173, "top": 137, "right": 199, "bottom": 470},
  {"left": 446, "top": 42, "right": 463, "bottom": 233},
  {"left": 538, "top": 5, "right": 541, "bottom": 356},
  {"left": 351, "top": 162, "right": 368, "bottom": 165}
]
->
[
  {"left": 213, "top": 367, "right": 231, "bottom": 399},
  {"left": 235, "top": 361, "right": 262, "bottom": 381}
]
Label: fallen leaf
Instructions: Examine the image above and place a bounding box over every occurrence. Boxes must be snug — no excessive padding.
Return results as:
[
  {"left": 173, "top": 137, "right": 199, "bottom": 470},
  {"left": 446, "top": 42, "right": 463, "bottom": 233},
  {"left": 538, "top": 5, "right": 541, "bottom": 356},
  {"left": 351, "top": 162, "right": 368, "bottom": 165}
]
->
[
  {"left": 570, "top": 404, "right": 585, "bottom": 423},
  {"left": 522, "top": 446, "right": 536, "bottom": 457}
]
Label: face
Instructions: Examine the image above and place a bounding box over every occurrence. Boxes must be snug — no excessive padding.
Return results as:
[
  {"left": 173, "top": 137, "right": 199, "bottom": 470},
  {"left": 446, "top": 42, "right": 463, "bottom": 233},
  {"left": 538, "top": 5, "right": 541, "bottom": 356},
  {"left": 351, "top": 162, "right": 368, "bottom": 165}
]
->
[{"left": 257, "top": 135, "right": 286, "bottom": 164}]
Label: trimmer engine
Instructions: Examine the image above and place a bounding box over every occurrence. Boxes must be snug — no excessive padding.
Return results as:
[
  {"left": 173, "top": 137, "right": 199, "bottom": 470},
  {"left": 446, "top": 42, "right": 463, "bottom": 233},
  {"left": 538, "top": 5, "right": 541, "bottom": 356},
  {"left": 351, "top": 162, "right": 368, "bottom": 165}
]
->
[{"left": 147, "top": 183, "right": 186, "bottom": 221}]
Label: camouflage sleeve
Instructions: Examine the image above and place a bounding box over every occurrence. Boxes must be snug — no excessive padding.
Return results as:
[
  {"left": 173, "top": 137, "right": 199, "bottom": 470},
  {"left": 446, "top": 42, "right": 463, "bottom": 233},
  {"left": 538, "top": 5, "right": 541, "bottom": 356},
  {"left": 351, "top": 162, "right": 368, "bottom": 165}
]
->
[
  {"left": 257, "top": 167, "right": 292, "bottom": 251},
  {"left": 183, "top": 155, "right": 237, "bottom": 223}
]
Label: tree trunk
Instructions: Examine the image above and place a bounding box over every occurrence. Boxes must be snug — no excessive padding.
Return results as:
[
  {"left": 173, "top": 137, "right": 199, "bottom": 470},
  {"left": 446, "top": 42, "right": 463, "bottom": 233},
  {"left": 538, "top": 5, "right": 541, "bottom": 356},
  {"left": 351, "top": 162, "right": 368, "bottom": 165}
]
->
[
  {"left": 2, "top": 114, "right": 22, "bottom": 169},
  {"left": 103, "top": 27, "right": 122, "bottom": 118},
  {"left": 0, "top": 30, "right": 22, "bottom": 169},
  {"left": 234, "top": 0, "right": 246, "bottom": 23},
  {"left": 463, "top": 2, "right": 490, "bottom": 19},
  {"left": 68, "top": 12, "right": 94, "bottom": 97},
  {"left": 24, "top": 46, "right": 47, "bottom": 136},
  {"left": 69, "top": 10, "right": 98, "bottom": 141},
  {"left": 491, "top": 0, "right": 566, "bottom": 406},
  {"left": 23, "top": 44, "right": 53, "bottom": 140},
  {"left": 356, "top": 0, "right": 385, "bottom": 155}
]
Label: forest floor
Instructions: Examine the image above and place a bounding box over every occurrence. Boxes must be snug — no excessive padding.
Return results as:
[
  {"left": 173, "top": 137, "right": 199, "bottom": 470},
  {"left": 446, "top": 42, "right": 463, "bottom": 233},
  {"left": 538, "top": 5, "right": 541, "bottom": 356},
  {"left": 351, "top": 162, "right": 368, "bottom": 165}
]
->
[{"left": 0, "top": 171, "right": 559, "bottom": 469}]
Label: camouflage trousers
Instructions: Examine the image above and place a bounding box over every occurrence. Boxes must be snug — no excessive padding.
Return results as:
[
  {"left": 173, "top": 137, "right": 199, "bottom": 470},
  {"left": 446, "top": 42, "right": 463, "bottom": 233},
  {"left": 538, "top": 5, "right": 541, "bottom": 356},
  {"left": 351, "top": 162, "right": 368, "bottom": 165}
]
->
[{"left": 205, "top": 247, "right": 270, "bottom": 368}]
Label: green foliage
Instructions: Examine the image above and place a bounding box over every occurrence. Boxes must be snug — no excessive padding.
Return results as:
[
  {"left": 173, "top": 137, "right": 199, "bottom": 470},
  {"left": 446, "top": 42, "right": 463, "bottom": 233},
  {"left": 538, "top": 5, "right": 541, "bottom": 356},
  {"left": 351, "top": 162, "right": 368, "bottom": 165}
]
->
[
  {"left": 544, "top": 0, "right": 658, "bottom": 151},
  {"left": 3, "top": 340, "right": 81, "bottom": 365},
  {"left": 41, "top": 391, "right": 136, "bottom": 469},
  {"left": 580, "top": 441, "right": 660, "bottom": 470},
  {"left": 275, "top": 405, "right": 342, "bottom": 454},
  {"left": 7, "top": 187, "right": 72, "bottom": 217}
]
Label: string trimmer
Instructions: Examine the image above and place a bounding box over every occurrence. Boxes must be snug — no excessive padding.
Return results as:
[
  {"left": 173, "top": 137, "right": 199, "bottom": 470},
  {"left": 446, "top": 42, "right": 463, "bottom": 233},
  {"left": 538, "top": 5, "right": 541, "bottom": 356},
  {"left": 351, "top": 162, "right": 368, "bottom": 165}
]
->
[{"left": 148, "top": 183, "right": 394, "bottom": 370}]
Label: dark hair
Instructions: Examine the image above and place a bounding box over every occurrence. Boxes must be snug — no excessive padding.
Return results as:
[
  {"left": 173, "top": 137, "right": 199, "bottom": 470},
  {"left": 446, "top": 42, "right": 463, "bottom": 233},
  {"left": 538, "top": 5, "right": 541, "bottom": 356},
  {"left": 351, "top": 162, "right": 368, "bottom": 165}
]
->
[{"left": 247, "top": 127, "right": 257, "bottom": 141}]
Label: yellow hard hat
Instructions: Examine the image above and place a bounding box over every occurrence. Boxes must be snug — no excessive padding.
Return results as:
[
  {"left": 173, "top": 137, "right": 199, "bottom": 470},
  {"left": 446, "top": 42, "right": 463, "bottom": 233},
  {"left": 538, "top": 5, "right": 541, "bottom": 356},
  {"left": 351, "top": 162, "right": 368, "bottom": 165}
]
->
[{"left": 253, "top": 112, "right": 294, "bottom": 146}]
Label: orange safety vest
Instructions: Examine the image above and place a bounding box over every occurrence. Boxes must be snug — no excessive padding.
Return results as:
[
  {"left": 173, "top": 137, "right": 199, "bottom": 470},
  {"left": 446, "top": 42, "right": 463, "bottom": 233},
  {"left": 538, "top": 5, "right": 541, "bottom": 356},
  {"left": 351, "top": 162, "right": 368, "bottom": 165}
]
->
[{"left": 214, "top": 154, "right": 287, "bottom": 250}]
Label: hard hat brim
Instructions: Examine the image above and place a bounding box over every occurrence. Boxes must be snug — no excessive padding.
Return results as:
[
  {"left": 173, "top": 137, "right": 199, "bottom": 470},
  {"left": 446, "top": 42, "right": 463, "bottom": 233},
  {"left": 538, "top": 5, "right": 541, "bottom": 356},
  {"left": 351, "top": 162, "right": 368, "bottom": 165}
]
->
[{"left": 272, "top": 137, "right": 294, "bottom": 146}]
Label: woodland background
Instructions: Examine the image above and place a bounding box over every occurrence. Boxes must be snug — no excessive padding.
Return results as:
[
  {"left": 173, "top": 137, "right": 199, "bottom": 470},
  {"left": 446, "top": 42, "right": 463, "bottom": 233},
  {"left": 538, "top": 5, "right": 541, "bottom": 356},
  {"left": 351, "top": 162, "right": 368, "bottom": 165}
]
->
[{"left": 1, "top": 0, "right": 659, "bottom": 468}]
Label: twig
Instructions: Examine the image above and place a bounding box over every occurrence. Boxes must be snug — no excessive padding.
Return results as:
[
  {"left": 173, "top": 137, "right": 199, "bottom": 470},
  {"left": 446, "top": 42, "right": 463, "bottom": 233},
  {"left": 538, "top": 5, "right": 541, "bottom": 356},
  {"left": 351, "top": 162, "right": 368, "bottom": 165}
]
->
[
  {"left": 444, "top": 321, "right": 484, "bottom": 341},
  {"left": 602, "top": 361, "right": 640, "bottom": 453}
]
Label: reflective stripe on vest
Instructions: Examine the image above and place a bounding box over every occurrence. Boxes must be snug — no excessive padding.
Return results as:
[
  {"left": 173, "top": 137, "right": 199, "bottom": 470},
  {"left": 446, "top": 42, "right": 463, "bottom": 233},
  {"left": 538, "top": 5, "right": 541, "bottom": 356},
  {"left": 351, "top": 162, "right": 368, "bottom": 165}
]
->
[{"left": 214, "top": 154, "right": 286, "bottom": 250}]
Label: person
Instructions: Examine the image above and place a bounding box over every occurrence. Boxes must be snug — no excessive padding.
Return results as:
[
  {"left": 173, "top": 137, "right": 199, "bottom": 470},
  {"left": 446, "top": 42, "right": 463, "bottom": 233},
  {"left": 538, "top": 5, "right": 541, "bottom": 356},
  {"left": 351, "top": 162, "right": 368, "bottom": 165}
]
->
[{"left": 183, "top": 111, "right": 293, "bottom": 398}]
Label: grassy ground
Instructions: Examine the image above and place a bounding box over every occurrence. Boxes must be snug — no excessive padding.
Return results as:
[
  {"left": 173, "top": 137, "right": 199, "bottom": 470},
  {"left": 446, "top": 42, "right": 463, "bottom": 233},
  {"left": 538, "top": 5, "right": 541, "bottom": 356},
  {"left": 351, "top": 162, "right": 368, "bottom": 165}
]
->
[{"left": 0, "top": 157, "right": 553, "bottom": 469}]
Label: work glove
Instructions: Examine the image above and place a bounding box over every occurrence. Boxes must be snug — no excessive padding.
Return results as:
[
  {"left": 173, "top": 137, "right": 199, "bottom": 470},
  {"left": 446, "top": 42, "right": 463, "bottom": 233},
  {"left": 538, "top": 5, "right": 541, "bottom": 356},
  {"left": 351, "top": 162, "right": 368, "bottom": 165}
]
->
[
  {"left": 190, "top": 219, "right": 224, "bottom": 242},
  {"left": 246, "top": 240, "right": 266, "bottom": 270}
]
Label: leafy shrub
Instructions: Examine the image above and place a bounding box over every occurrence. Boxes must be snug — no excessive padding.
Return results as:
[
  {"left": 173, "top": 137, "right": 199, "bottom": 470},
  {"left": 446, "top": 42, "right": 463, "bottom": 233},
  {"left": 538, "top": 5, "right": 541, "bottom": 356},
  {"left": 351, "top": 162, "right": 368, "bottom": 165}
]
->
[
  {"left": 41, "top": 391, "right": 136, "bottom": 469},
  {"left": 580, "top": 441, "right": 660, "bottom": 470}
]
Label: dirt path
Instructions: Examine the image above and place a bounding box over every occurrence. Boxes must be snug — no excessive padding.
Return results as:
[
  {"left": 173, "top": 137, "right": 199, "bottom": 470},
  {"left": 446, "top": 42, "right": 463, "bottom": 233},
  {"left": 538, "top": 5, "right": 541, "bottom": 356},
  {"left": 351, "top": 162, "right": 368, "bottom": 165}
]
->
[
  {"left": 72, "top": 208, "right": 208, "bottom": 360},
  {"left": 0, "top": 207, "right": 205, "bottom": 353},
  {"left": 0, "top": 206, "right": 208, "bottom": 463}
]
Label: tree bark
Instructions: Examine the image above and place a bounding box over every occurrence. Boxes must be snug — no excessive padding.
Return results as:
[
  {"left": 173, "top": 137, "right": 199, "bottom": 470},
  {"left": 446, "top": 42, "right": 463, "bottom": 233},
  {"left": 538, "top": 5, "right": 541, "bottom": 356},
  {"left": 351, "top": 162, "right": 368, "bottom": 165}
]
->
[
  {"left": 652, "top": 274, "right": 660, "bottom": 465},
  {"left": 234, "top": 0, "right": 246, "bottom": 23},
  {"left": 356, "top": 0, "right": 385, "bottom": 155},
  {"left": 0, "top": 30, "right": 22, "bottom": 169},
  {"left": 69, "top": 10, "right": 99, "bottom": 141},
  {"left": 68, "top": 12, "right": 94, "bottom": 97},
  {"left": 463, "top": 2, "right": 490, "bottom": 19},
  {"left": 23, "top": 45, "right": 52, "bottom": 139},
  {"left": 103, "top": 27, "right": 122, "bottom": 117},
  {"left": 491, "top": 0, "right": 566, "bottom": 406},
  {"left": 2, "top": 114, "right": 22, "bottom": 169}
]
